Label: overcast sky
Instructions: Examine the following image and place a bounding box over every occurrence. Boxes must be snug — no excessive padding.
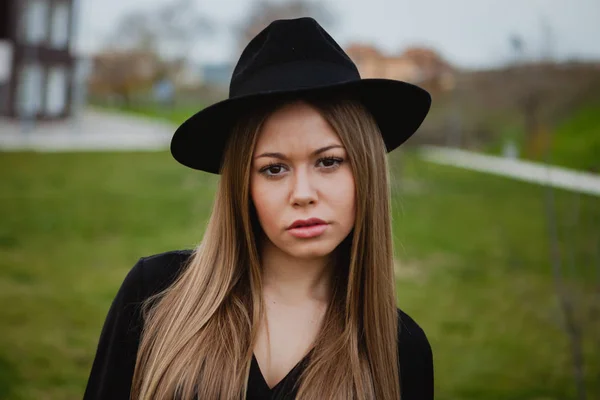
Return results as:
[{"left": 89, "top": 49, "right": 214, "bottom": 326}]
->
[{"left": 75, "top": 0, "right": 600, "bottom": 69}]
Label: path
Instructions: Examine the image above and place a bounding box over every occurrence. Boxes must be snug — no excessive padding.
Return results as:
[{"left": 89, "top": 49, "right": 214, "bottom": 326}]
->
[
  {"left": 420, "top": 145, "right": 600, "bottom": 197},
  {"left": 0, "top": 109, "right": 175, "bottom": 151}
]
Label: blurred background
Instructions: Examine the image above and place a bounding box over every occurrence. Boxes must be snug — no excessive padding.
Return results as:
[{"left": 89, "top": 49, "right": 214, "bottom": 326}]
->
[{"left": 1, "top": 0, "right": 599, "bottom": 399}]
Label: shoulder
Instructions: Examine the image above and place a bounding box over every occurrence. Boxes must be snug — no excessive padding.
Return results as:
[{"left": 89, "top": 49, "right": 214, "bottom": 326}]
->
[
  {"left": 83, "top": 250, "right": 193, "bottom": 399},
  {"left": 396, "top": 307, "right": 433, "bottom": 362},
  {"left": 396, "top": 308, "right": 434, "bottom": 399},
  {"left": 396, "top": 308, "right": 430, "bottom": 348},
  {"left": 120, "top": 249, "right": 194, "bottom": 302}
]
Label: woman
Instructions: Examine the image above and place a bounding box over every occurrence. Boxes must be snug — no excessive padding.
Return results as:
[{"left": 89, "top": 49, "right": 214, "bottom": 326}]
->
[{"left": 84, "top": 17, "right": 433, "bottom": 400}]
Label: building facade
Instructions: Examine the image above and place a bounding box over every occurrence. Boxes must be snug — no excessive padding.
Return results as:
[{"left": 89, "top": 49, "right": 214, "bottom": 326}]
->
[
  {"left": 0, "top": 0, "right": 80, "bottom": 120},
  {"left": 345, "top": 44, "right": 456, "bottom": 93}
]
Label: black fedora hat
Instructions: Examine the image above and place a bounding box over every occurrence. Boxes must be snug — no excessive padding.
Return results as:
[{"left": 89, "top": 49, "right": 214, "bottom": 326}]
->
[{"left": 171, "top": 17, "right": 431, "bottom": 173}]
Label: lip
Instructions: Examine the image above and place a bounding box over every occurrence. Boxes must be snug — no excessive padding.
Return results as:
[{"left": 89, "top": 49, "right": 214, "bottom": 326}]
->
[
  {"left": 287, "top": 218, "right": 329, "bottom": 239},
  {"left": 287, "top": 218, "right": 327, "bottom": 230}
]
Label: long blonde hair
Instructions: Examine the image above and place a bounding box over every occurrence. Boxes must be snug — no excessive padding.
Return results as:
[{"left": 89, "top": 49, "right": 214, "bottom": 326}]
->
[{"left": 131, "top": 92, "right": 400, "bottom": 400}]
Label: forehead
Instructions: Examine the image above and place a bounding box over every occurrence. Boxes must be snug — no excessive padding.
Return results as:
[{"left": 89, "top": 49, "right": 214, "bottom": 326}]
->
[{"left": 254, "top": 101, "right": 342, "bottom": 153}]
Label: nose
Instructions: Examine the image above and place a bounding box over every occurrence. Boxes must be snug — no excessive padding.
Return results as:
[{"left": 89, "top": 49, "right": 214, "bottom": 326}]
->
[{"left": 290, "top": 167, "right": 317, "bottom": 207}]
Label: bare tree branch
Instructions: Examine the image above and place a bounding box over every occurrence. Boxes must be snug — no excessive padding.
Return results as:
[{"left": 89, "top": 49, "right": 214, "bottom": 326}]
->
[
  {"left": 234, "top": 0, "right": 336, "bottom": 52},
  {"left": 106, "top": 0, "right": 213, "bottom": 61}
]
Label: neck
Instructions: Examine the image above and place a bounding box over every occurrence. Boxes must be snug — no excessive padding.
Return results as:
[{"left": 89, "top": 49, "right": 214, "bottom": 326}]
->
[{"left": 259, "top": 240, "right": 334, "bottom": 305}]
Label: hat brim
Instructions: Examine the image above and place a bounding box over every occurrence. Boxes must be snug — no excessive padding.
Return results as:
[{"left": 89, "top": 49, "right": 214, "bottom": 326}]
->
[{"left": 170, "top": 79, "right": 431, "bottom": 173}]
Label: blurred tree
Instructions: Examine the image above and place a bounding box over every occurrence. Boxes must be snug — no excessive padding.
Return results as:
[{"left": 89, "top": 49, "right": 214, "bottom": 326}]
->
[
  {"left": 524, "top": 20, "right": 589, "bottom": 400},
  {"left": 505, "top": 24, "right": 592, "bottom": 400},
  {"left": 509, "top": 34, "right": 525, "bottom": 65},
  {"left": 234, "top": 0, "right": 336, "bottom": 53},
  {"left": 106, "top": 0, "right": 213, "bottom": 62},
  {"left": 88, "top": 51, "right": 164, "bottom": 107},
  {"left": 92, "top": 0, "right": 212, "bottom": 106}
]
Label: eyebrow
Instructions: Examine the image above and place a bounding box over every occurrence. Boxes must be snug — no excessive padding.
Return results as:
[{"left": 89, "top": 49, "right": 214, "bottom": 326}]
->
[{"left": 254, "top": 144, "right": 344, "bottom": 160}]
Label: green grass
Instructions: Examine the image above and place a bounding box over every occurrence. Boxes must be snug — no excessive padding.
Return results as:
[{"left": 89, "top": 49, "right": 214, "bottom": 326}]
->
[
  {"left": 550, "top": 102, "right": 600, "bottom": 172},
  {"left": 1, "top": 150, "right": 599, "bottom": 399},
  {"left": 91, "top": 102, "right": 203, "bottom": 125},
  {"left": 485, "top": 101, "right": 600, "bottom": 172},
  {"left": 389, "top": 154, "right": 600, "bottom": 399}
]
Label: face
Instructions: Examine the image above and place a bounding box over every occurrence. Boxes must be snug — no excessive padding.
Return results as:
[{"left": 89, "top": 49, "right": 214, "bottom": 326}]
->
[{"left": 250, "top": 101, "right": 356, "bottom": 261}]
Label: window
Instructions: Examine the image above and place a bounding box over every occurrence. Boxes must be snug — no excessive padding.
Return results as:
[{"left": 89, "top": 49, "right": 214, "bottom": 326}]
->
[
  {"left": 0, "top": 41, "right": 13, "bottom": 83},
  {"left": 50, "top": 2, "right": 70, "bottom": 48},
  {"left": 21, "top": 0, "right": 49, "bottom": 45},
  {"left": 45, "top": 66, "right": 68, "bottom": 116},
  {"left": 17, "top": 63, "right": 45, "bottom": 115},
  {"left": 0, "top": 41, "right": 12, "bottom": 114}
]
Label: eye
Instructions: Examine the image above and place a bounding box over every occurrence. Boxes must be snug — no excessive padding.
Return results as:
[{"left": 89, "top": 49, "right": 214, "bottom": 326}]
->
[
  {"left": 317, "top": 156, "right": 344, "bottom": 169},
  {"left": 259, "top": 163, "right": 288, "bottom": 177}
]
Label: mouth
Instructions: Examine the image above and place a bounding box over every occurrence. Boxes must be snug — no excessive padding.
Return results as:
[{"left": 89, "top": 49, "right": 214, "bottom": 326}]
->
[
  {"left": 287, "top": 218, "right": 328, "bottom": 230},
  {"left": 287, "top": 218, "right": 329, "bottom": 239}
]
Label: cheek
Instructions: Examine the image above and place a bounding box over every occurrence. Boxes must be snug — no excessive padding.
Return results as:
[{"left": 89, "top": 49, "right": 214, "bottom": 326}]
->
[
  {"left": 250, "top": 179, "right": 281, "bottom": 233},
  {"left": 329, "top": 170, "right": 356, "bottom": 225}
]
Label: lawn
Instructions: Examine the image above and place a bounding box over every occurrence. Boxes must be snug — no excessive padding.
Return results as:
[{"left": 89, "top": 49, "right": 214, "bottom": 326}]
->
[
  {"left": 485, "top": 101, "right": 600, "bottom": 173},
  {"left": 0, "top": 149, "right": 599, "bottom": 399},
  {"left": 90, "top": 102, "right": 203, "bottom": 125},
  {"left": 550, "top": 101, "right": 600, "bottom": 172}
]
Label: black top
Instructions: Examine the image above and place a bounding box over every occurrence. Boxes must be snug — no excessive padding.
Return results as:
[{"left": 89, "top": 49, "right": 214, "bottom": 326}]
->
[{"left": 83, "top": 250, "right": 434, "bottom": 399}]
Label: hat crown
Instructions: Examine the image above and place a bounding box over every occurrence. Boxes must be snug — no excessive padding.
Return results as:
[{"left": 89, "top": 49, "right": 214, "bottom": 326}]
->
[
  {"left": 230, "top": 17, "right": 359, "bottom": 97},
  {"left": 170, "top": 18, "right": 431, "bottom": 174}
]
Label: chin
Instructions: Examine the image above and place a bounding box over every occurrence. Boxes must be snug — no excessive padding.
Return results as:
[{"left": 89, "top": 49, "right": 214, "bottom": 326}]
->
[{"left": 284, "top": 240, "right": 340, "bottom": 260}]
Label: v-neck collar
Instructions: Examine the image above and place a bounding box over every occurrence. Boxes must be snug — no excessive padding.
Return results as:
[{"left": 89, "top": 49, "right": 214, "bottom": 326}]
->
[{"left": 248, "top": 351, "right": 312, "bottom": 399}]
